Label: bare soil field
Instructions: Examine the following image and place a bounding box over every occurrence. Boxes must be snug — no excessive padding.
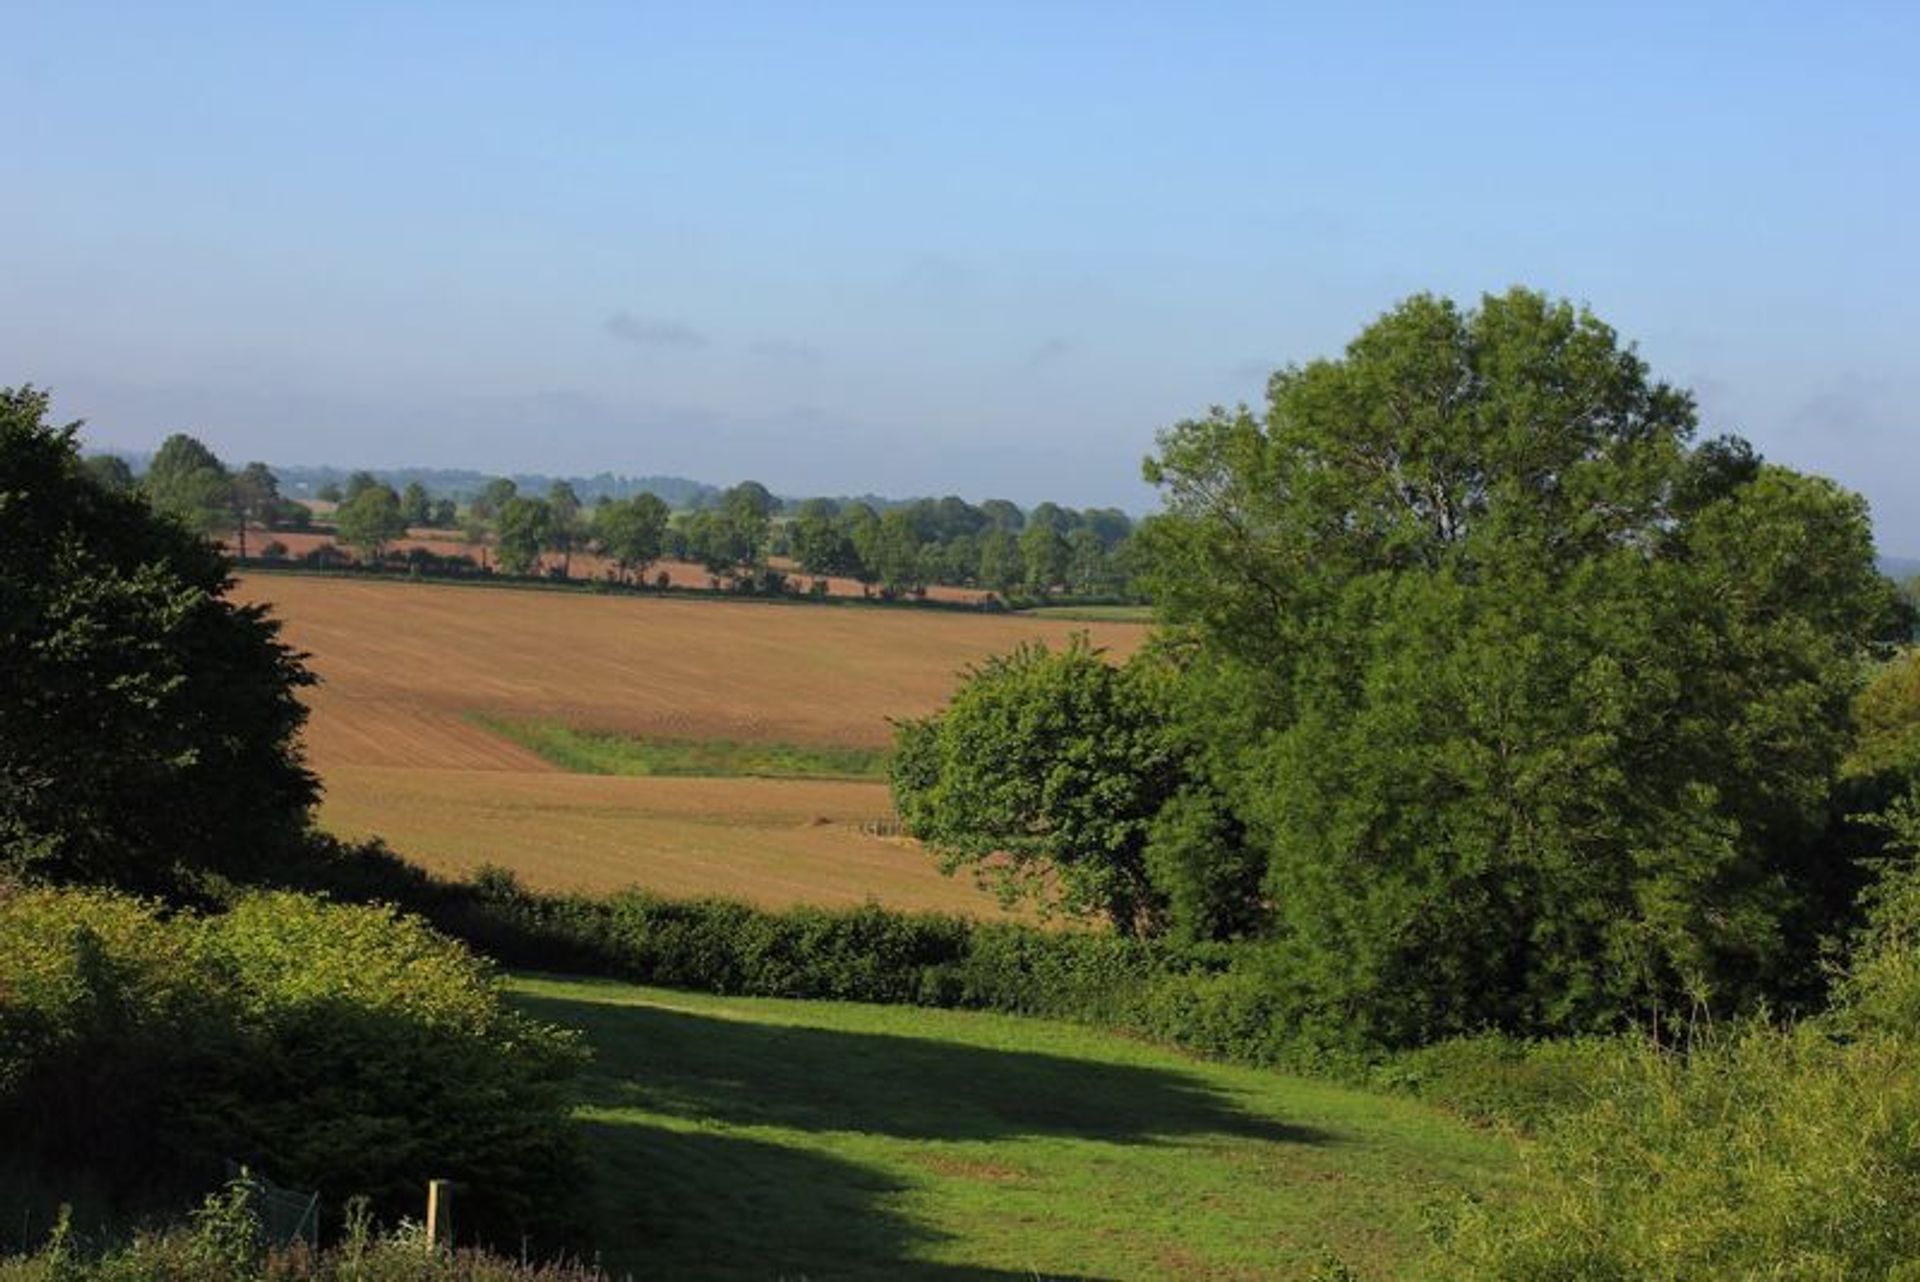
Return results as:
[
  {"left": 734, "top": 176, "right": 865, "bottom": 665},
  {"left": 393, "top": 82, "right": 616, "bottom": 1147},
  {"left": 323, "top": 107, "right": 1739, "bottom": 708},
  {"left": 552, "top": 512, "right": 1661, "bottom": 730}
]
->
[
  {"left": 237, "top": 574, "right": 1148, "bottom": 911},
  {"left": 317, "top": 767, "right": 994, "bottom": 908}
]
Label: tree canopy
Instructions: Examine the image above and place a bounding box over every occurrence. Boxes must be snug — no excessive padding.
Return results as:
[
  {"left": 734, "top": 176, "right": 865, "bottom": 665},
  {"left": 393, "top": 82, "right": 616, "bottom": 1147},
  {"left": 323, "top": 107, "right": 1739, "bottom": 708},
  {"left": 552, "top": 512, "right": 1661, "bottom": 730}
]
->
[
  {"left": 899, "top": 288, "right": 1900, "bottom": 1047},
  {"left": 335, "top": 483, "right": 408, "bottom": 560},
  {"left": 0, "top": 386, "right": 317, "bottom": 894},
  {"left": 142, "top": 432, "right": 232, "bottom": 536}
]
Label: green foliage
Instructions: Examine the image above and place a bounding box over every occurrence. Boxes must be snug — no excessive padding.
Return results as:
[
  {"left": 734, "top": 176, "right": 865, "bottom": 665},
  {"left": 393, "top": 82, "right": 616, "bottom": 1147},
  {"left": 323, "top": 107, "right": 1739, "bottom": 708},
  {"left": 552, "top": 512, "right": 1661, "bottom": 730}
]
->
[
  {"left": 1432, "top": 802, "right": 1920, "bottom": 1278},
  {"left": 0, "top": 386, "right": 316, "bottom": 894},
  {"left": 1847, "top": 648, "right": 1920, "bottom": 783},
  {"left": 0, "top": 886, "right": 584, "bottom": 1237},
  {"left": 398, "top": 481, "right": 432, "bottom": 526},
  {"left": 470, "top": 477, "right": 517, "bottom": 522},
  {"left": 590, "top": 492, "right": 668, "bottom": 582},
  {"left": 196, "top": 894, "right": 585, "bottom": 1226},
  {"left": 892, "top": 638, "right": 1188, "bottom": 933},
  {"left": 1139, "top": 289, "right": 1896, "bottom": 1044},
  {"left": 1018, "top": 521, "right": 1069, "bottom": 594},
  {"left": 1830, "top": 784, "right": 1920, "bottom": 1038},
  {"left": 493, "top": 497, "right": 553, "bottom": 575},
  {"left": 332, "top": 485, "right": 406, "bottom": 561},
  {"left": 788, "top": 498, "right": 856, "bottom": 577},
  {"left": 230, "top": 464, "right": 280, "bottom": 530},
  {"left": 142, "top": 434, "right": 233, "bottom": 537},
  {"left": 1434, "top": 1024, "right": 1920, "bottom": 1279},
  {"left": 1371, "top": 1032, "right": 1625, "bottom": 1132},
  {"left": 81, "top": 455, "right": 134, "bottom": 494}
]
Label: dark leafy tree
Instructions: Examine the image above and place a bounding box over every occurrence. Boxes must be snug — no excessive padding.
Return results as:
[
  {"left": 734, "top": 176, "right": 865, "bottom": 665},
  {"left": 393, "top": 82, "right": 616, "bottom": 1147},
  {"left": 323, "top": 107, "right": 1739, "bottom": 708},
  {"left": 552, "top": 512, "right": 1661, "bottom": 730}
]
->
[
  {"left": 0, "top": 385, "right": 317, "bottom": 894},
  {"left": 341, "top": 470, "right": 382, "bottom": 504},
  {"left": 83, "top": 454, "right": 135, "bottom": 493},
  {"left": 472, "top": 477, "right": 518, "bottom": 521},
  {"left": 791, "top": 498, "right": 853, "bottom": 577},
  {"left": 978, "top": 528, "right": 1021, "bottom": 596},
  {"left": 595, "top": 492, "right": 669, "bottom": 582},
  {"left": 143, "top": 432, "right": 232, "bottom": 536},
  {"left": 495, "top": 496, "right": 554, "bottom": 575},
  {"left": 980, "top": 498, "right": 1025, "bottom": 533},
  {"left": 1139, "top": 288, "right": 1898, "bottom": 1045},
  {"left": 1020, "top": 521, "right": 1070, "bottom": 594},
  {"left": 334, "top": 483, "right": 407, "bottom": 561},
  {"left": 546, "top": 481, "right": 583, "bottom": 576},
  {"left": 873, "top": 509, "right": 925, "bottom": 595},
  {"left": 399, "top": 481, "right": 433, "bottom": 526},
  {"left": 893, "top": 638, "right": 1188, "bottom": 934},
  {"left": 843, "top": 503, "right": 882, "bottom": 594}
]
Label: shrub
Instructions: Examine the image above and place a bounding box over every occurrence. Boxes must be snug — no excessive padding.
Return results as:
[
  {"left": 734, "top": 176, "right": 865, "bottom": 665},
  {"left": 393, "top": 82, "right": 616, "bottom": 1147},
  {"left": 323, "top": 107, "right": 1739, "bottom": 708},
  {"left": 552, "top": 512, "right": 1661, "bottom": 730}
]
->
[
  {"left": 0, "top": 887, "right": 584, "bottom": 1240},
  {"left": 1371, "top": 1033, "right": 1625, "bottom": 1132},
  {"left": 1435, "top": 809, "right": 1920, "bottom": 1276},
  {"left": 196, "top": 894, "right": 586, "bottom": 1231},
  {"left": 1434, "top": 1024, "right": 1920, "bottom": 1279}
]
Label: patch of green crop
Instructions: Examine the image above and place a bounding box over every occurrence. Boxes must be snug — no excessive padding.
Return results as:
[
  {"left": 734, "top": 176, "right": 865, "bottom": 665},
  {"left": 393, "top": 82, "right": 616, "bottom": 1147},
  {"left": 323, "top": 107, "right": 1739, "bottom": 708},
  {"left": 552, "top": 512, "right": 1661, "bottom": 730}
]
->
[{"left": 470, "top": 715, "right": 888, "bottom": 780}]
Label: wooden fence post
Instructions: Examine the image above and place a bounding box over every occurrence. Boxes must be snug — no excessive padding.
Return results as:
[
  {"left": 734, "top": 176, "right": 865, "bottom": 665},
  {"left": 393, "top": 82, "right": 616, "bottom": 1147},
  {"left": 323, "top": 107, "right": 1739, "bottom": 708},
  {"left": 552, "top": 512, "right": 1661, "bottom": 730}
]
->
[{"left": 426, "top": 1179, "right": 452, "bottom": 1250}]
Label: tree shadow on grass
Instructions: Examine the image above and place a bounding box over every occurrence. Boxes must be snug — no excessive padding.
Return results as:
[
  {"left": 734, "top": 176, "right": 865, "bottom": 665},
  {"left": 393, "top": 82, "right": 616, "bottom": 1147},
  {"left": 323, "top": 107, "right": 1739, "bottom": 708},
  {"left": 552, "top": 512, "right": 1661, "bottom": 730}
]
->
[
  {"left": 514, "top": 990, "right": 1328, "bottom": 1148},
  {"left": 515, "top": 986, "right": 1336, "bottom": 1280},
  {"left": 576, "top": 1118, "right": 1113, "bottom": 1282}
]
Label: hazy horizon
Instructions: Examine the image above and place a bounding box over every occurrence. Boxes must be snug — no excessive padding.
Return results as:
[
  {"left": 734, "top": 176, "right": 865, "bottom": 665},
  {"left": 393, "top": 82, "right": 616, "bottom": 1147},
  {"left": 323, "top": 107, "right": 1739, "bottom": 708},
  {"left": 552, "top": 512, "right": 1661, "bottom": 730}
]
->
[{"left": 7, "top": 4, "right": 1915, "bottom": 547}]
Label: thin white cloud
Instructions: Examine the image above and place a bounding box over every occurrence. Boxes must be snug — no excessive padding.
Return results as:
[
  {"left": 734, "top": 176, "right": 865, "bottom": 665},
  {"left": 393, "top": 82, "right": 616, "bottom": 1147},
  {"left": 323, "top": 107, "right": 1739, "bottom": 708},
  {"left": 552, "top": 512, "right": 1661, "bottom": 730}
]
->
[{"left": 605, "top": 311, "right": 709, "bottom": 350}]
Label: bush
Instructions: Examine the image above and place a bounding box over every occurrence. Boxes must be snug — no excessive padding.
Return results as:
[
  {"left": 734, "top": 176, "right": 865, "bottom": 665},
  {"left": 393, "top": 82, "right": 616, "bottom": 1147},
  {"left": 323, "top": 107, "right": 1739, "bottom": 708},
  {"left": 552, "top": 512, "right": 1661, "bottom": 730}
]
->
[
  {"left": 1434, "top": 1024, "right": 1920, "bottom": 1279},
  {"left": 0, "top": 887, "right": 584, "bottom": 1241},
  {"left": 1371, "top": 1033, "right": 1626, "bottom": 1132},
  {"left": 1435, "top": 811, "right": 1920, "bottom": 1276}
]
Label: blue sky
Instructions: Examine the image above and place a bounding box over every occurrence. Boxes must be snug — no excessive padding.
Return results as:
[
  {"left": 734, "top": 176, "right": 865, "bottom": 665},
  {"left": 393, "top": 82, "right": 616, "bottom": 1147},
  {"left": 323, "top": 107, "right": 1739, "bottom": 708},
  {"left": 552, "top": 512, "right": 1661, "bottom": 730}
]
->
[{"left": 4, "top": 2, "right": 1916, "bottom": 546}]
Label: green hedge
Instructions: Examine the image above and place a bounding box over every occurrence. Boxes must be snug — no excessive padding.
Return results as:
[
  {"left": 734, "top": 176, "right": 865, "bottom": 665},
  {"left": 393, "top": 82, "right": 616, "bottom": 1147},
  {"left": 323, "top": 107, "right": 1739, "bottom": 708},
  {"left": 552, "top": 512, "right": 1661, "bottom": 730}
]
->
[{"left": 0, "top": 886, "right": 584, "bottom": 1244}]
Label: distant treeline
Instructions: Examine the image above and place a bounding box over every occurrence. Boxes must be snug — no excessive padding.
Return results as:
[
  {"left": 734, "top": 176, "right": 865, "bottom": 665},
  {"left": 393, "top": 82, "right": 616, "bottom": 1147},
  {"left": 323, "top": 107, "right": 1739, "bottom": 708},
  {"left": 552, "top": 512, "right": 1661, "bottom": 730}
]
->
[{"left": 93, "top": 437, "right": 1143, "bottom": 601}]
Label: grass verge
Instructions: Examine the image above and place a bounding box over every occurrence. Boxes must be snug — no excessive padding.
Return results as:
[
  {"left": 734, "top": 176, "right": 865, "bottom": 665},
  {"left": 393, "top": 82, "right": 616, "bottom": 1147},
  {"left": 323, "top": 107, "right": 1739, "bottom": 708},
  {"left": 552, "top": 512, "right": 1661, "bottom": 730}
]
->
[
  {"left": 471, "top": 716, "right": 889, "bottom": 780},
  {"left": 509, "top": 974, "right": 1515, "bottom": 1281}
]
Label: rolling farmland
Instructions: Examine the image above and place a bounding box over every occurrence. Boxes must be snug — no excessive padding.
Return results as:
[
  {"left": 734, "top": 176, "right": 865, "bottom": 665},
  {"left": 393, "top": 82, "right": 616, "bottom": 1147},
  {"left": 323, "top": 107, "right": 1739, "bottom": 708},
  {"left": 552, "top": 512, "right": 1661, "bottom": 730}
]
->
[{"left": 235, "top": 574, "right": 1149, "bottom": 910}]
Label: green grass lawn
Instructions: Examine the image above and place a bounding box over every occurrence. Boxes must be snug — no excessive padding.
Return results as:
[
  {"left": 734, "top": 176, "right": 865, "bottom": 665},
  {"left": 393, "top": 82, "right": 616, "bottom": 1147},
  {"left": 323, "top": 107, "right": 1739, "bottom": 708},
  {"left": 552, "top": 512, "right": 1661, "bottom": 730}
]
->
[
  {"left": 472, "top": 716, "right": 889, "bottom": 780},
  {"left": 509, "top": 976, "right": 1515, "bottom": 1281}
]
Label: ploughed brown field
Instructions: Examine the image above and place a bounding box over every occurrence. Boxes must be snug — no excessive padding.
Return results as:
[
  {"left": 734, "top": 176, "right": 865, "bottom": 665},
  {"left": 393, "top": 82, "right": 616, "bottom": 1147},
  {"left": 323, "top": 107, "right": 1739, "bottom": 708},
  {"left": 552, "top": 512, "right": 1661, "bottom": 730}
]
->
[{"left": 235, "top": 574, "right": 1148, "bottom": 911}]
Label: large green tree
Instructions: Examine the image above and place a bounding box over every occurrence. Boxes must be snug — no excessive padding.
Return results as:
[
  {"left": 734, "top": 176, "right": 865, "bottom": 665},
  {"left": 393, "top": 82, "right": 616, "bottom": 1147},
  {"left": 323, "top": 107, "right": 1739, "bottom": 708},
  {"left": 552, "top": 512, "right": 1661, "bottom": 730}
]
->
[
  {"left": 893, "top": 638, "right": 1192, "bottom": 934},
  {"left": 595, "top": 492, "right": 670, "bottom": 582},
  {"left": 495, "top": 496, "right": 554, "bottom": 575},
  {"left": 0, "top": 387, "right": 317, "bottom": 894},
  {"left": 1139, "top": 288, "right": 1897, "bottom": 1044},
  {"left": 142, "top": 432, "right": 232, "bottom": 536},
  {"left": 334, "top": 483, "right": 408, "bottom": 561}
]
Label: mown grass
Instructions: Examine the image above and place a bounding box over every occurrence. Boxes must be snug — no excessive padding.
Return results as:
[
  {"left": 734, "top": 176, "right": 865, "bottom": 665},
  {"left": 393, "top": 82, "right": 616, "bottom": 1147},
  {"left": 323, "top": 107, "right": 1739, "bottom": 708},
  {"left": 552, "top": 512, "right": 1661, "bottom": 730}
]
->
[
  {"left": 1016, "top": 604, "right": 1155, "bottom": 623},
  {"left": 471, "top": 716, "right": 889, "bottom": 780},
  {"left": 508, "top": 975, "right": 1515, "bottom": 1281}
]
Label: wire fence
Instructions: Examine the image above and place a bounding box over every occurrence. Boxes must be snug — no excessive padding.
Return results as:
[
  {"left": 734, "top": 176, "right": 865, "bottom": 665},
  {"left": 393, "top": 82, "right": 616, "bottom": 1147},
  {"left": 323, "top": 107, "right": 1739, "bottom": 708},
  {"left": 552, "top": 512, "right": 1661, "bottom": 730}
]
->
[{"left": 224, "top": 1162, "right": 319, "bottom": 1247}]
